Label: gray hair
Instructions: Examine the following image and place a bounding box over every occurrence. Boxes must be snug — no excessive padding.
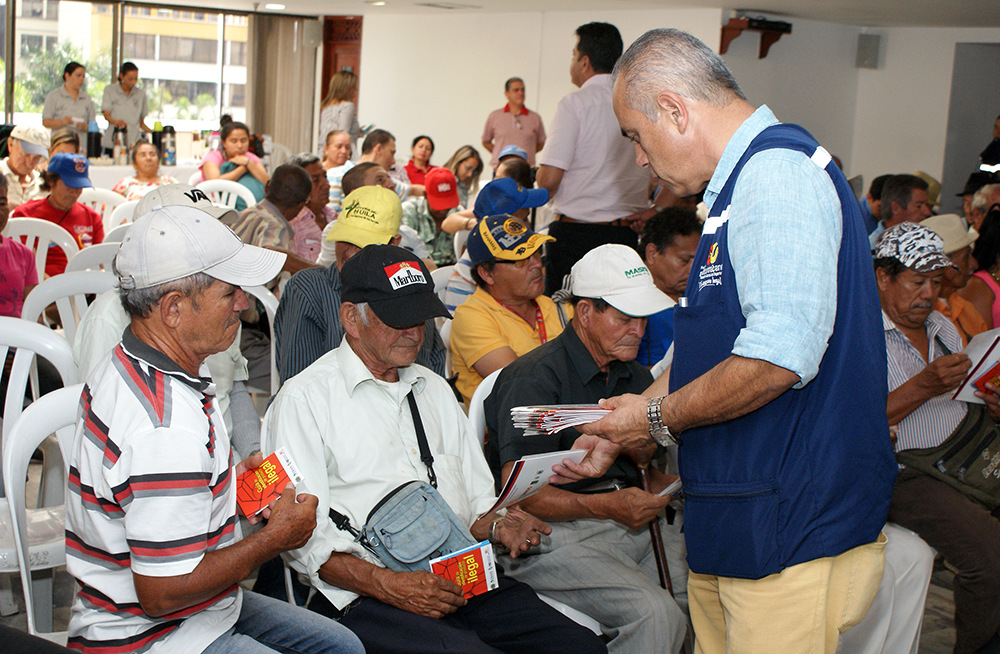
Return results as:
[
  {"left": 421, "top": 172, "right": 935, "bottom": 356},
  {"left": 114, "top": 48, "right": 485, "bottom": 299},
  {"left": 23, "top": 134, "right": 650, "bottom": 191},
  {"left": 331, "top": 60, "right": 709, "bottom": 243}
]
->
[
  {"left": 612, "top": 28, "right": 745, "bottom": 122},
  {"left": 115, "top": 261, "right": 216, "bottom": 318},
  {"left": 972, "top": 184, "right": 1000, "bottom": 215},
  {"left": 355, "top": 302, "right": 371, "bottom": 327},
  {"left": 285, "top": 152, "right": 321, "bottom": 168}
]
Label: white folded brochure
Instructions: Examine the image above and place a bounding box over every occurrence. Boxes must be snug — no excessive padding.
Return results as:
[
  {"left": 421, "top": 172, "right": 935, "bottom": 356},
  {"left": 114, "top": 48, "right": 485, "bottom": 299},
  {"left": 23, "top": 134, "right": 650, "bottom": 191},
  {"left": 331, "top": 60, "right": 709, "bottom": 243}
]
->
[
  {"left": 478, "top": 449, "right": 587, "bottom": 518},
  {"left": 511, "top": 404, "right": 611, "bottom": 436}
]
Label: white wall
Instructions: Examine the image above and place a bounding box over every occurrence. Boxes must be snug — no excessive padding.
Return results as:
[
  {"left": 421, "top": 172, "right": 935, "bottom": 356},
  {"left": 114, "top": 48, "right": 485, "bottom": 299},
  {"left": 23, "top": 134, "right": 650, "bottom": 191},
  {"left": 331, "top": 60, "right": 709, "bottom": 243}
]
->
[
  {"left": 356, "top": 8, "right": 722, "bottom": 177},
  {"left": 850, "top": 26, "right": 1000, "bottom": 189},
  {"left": 722, "top": 17, "right": 861, "bottom": 171}
]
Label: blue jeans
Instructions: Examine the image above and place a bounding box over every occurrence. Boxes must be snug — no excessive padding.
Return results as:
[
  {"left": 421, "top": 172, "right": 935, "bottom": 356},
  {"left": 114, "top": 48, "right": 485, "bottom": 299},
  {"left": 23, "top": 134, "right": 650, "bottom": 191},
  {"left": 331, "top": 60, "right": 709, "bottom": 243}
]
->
[{"left": 202, "top": 590, "right": 365, "bottom": 654}]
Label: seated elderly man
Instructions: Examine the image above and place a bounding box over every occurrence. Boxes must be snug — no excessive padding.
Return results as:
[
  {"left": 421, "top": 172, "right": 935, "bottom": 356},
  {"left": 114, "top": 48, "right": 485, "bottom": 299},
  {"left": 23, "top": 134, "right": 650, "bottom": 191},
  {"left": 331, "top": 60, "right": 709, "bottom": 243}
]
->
[
  {"left": 485, "top": 244, "right": 688, "bottom": 654},
  {"left": 316, "top": 162, "right": 433, "bottom": 270},
  {"left": 286, "top": 152, "right": 334, "bottom": 263},
  {"left": 222, "top": 162, "right": 319, "bottom": 275},
  {"left": 73, "top": 184, "right": 260, "bottom": 458},
  {"left": 65, "top": 205, "right": 363, "bottom": 654},
  {"left": 274, "top": 185, "right": 446, "bottom": 385},
  {"left": 266, "top": 244, "right": 606, "bottom": 654},
  {"left": 1, "top": 125, "right": 49, "bottom": 208},
  {"left": 442, "top": 172, "right": 549, "bottom": 313},
  {"left": 875, "top": 222, "right": 1000, "bottom": 654},
  {"left": 923, "top": 213, "right": 984, "bottom": 345},
  {"left": 450, "top": 211, "right": 566, "bottom": 406}
]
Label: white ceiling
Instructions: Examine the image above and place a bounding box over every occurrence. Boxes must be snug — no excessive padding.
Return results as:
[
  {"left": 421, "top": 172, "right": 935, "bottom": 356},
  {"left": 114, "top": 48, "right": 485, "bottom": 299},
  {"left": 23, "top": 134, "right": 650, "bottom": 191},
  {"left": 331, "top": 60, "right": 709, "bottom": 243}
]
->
[{"left": 223, "top": 0, "right": 1000, "bottom": 29}]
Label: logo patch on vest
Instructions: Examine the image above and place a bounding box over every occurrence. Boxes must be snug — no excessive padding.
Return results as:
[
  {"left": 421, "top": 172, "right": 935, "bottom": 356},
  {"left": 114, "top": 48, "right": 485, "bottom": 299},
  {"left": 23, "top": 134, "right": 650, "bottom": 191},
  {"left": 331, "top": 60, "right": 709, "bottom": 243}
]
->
[{"left": 384, "top": 261, "right": 426, "bottom": 290}]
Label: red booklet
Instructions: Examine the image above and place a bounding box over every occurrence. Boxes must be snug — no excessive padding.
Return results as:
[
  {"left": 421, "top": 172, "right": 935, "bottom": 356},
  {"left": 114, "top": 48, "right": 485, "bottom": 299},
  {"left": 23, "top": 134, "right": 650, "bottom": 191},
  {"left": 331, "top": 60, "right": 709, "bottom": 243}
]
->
[
  {"left": 236, "top": 448, "right": 304, "bottom": 518},
  {"left": 429, "top": 541, "right": 499, "bottom": 599}
]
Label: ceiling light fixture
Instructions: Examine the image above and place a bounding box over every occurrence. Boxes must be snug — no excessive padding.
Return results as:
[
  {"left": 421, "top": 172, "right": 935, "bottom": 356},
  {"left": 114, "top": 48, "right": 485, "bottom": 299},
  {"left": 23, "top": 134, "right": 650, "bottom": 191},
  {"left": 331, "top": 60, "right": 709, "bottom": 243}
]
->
[{"left": 264, "top": 3, "right": 285, "bottom": 9}]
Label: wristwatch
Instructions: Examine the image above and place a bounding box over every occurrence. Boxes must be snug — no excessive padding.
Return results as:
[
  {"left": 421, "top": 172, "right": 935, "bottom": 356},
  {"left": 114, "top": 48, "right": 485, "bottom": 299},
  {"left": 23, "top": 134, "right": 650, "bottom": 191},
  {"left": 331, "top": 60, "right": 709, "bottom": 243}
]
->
[{"left": 647, "top": 396, "right": 676, "bottom": 447}]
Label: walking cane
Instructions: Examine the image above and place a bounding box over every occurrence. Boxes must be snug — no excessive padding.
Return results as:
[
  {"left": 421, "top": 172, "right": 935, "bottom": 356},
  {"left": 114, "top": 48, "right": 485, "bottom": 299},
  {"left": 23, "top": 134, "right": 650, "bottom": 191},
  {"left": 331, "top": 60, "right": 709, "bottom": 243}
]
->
[{"left": 638, "top": 465, "right": 674, "bottom": 596}]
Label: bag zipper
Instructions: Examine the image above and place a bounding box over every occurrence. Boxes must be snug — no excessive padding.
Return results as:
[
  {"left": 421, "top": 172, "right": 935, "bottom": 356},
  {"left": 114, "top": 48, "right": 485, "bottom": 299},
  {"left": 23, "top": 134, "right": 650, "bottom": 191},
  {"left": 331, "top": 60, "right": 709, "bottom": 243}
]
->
[
  {"left": 936, "top": 406, "right": 987, "bottom": 473},
  {"left": 366, "top": 480, "right": 422, "bottom": 523},
  {"left": 683, "top": 488, "right": 775, "bottom": 500}
]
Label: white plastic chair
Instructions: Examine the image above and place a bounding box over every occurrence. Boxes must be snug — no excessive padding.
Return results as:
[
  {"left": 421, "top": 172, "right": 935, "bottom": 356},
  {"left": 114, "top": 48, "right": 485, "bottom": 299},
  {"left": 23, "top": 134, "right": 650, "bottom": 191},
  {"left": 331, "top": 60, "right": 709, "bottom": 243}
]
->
[
  {"left": 439, "top": 319, "right": 453, "bottom": 378},
  {"left": 454, "top": 229, "right": 469, "bottom": 260},
  {"left": 106, "top": 199, "right": 139, "bottom": 233},
  {"left": 78, "top": 188, "right": 126, "bottom": 233},
  {"left": 196, "top": 179, "right": 257, "bottom": 211},
  {"left": 243, "top": 285, "right": 279, "bottom": 396},
  {"left": 431, "top": 265, "right": 454, "bottom": 305},
  {"left": 467, "top": 367, "right": 604, "bottom": 637},
  {"left": 22, "top": 272, "right": 118, "bottom": 345},
  {"left": 2, "top": 218, "right": 79, "bottom": 281},
  {"left": 64, "top": 242, "right": 121, "bottom": 273},
  {"left": 0, "top": 318, "right": 78, "bottom": 627},
  {"left": 269, "top": 142, "right": 293, "bottom": 169},
  {"left": 104, "top": 222, "right": 132, "bottom": 243},
  {"left": 188, "top": 170, "right": 203, "bottom": 186},
  {"left": 2, "top": 384, "right": 81, "bottom": 642}
]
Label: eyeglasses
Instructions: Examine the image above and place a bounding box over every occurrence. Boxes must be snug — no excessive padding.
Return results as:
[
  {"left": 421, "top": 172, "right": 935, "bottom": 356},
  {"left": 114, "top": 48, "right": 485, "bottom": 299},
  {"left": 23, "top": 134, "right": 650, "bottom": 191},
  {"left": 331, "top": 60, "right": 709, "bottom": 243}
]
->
[
  {"left": 513, "top": 115, "right": 522, "bottom": 130},
  {"left": 496, "top": 251, "right": 541, "bottom": 268}
]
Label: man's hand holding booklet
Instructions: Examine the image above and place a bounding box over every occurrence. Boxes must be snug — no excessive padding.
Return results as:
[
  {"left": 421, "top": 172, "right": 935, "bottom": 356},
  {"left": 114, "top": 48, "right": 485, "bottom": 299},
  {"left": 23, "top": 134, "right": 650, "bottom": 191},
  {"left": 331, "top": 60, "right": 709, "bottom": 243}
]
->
[{"left": 951, "top": 328, "right": 1000, "bottom": 403}]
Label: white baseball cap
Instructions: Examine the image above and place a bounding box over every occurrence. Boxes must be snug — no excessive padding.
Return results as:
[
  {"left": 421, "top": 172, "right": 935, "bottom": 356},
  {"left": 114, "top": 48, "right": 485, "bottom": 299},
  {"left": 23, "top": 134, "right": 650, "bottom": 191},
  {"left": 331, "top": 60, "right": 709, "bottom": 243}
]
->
[
  {"left": 115, "top": 205, "right": 285, "bottom": 291},
  {"left": 10, "top": 125, "right": 50, "bottom": 157},
  {"left": 570, "top": 244, "right": 675, "bottom": 317},
  {"left": 136, "top": 183, "right": 236, "bottom": 222}
]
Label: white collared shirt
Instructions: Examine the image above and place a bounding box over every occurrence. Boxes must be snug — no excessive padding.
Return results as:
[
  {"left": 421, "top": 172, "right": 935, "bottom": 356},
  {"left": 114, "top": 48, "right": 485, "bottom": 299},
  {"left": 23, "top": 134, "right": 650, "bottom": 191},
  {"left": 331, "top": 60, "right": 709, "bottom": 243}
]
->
[
  {"left": 538, "top": 74, "right": 651, "bottom": 223},
  {"left": 266, "top": 341, "right": 497, "bottom": 609}
]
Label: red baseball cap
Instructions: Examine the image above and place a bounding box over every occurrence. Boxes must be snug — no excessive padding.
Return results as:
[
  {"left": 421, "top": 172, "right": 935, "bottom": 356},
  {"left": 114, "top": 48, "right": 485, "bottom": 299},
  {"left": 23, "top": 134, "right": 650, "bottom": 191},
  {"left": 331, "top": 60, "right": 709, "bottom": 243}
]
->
[{"left": 425, "top": 167, "right": 460, "bottom": 212}]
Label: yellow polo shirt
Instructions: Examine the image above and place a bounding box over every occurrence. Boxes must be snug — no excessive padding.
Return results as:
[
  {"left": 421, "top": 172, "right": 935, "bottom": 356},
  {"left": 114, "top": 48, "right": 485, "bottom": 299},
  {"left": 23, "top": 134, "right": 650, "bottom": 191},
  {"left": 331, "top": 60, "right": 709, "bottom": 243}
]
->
[{"left": 451, "top": 287, "right": 571, "bottom": 407}]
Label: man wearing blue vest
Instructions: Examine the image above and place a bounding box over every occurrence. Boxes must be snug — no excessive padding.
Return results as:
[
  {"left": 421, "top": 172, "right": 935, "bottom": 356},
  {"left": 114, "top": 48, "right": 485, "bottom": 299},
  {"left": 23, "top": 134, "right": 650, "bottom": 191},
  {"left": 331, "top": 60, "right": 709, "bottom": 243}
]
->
[{"left": 561, "top": 28, "right": 897, "bottom": 654}]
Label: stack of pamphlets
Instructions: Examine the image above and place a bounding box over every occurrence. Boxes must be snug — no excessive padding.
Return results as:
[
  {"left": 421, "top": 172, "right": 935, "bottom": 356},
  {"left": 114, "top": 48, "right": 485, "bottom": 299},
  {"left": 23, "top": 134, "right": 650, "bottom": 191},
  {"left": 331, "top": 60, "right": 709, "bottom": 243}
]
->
[{"left": 511, "top": 404, "right": 611, "bottom": 436}]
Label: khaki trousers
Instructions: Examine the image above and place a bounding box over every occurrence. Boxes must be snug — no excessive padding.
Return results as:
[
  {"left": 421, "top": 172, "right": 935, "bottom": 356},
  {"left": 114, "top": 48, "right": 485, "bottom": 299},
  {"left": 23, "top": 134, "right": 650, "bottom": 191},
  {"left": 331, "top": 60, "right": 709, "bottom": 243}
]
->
[{"left": 688, "top": 533, "right": 886, "bottom": 654}]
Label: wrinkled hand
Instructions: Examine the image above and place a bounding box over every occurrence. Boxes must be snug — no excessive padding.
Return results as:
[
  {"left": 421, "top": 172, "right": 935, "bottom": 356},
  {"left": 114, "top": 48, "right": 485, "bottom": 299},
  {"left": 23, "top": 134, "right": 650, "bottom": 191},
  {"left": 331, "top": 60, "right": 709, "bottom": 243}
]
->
[
  {"left": 61, "top": 116, "right": 74, "bottom": 126},
  {"left": 600, "top": 488, "right": 672, "bottom": 530},
  {"left": 917, "top": 353, "right": 970, "bottom": 396},
  {"left": 264, "top": 485, "right": 318, "bottom": 551},
  {"left": 648, "top": 472, "right": 680, "bottom": 498},
  {"left": 577, "top": 394, "right": 656, "bottom": 451},
  {"left": 550, "top": 434, "right": 621, "bottom": 484},
  {"left": 374, "top": 568, "right": 466, "bottom": 618},
  {"left": 975, "top": 382, "right": 1000, "bottom": 421},
  {"left": 495, "top": 507, "right": 551, "bottom": 558},
  {"left": 75, "top": 121, "right": 88, "bottom": 131}
]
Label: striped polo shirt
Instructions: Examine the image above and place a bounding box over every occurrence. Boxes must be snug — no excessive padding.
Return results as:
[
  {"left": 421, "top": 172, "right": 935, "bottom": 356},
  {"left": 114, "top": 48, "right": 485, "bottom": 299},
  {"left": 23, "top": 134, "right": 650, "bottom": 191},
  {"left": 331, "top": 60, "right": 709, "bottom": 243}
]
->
[
  {"left": 66, "top": 328, "right": 241, "bottom": 654},
  {"left": 884, "top": 309, "right": 967, "bottom": 453}
]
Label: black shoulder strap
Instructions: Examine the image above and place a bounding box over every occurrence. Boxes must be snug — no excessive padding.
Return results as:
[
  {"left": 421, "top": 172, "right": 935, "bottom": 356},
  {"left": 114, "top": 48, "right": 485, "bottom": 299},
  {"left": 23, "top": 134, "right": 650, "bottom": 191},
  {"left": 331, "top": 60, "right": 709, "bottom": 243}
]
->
[{"left": 406, "top": 390, "right": 437, "bottom": 488}]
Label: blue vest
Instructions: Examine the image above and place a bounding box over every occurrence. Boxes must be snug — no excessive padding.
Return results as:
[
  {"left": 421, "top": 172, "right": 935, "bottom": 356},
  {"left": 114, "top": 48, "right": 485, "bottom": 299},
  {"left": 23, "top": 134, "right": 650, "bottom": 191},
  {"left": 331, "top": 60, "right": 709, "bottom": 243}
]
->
[{"left": 669, "top": 124, "right": 895, "bottom": 579}]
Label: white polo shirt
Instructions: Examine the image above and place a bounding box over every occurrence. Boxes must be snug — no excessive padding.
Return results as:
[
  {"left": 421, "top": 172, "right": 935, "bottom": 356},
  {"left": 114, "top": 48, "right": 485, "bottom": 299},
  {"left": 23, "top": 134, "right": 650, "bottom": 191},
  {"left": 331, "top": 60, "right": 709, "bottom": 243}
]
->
[{"left": 538, "top": 74, "right": 651, "bottom": 223}]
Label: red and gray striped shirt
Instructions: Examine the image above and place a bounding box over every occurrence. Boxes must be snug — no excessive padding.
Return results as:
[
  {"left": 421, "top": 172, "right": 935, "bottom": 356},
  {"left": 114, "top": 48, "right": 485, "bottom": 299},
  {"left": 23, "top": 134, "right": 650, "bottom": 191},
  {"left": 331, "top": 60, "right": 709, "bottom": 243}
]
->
[{"left": 66, "top": 328, "right": 241, "bottom": 654}]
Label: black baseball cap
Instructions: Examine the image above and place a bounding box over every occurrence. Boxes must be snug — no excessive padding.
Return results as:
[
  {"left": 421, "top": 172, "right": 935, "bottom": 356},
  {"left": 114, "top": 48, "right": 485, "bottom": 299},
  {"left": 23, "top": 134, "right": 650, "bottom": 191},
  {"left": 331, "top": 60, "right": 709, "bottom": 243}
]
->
[{"left": 341, "top": 244, "right": 451, "bottom": 329}]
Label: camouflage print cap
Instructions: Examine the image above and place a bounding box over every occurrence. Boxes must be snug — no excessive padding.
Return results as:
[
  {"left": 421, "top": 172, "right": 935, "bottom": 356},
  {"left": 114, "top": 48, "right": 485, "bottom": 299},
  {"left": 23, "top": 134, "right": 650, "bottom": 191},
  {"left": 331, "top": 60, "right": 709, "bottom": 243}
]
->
[{"left": 874, "top": 222, "right": 957, "bottom": 273}]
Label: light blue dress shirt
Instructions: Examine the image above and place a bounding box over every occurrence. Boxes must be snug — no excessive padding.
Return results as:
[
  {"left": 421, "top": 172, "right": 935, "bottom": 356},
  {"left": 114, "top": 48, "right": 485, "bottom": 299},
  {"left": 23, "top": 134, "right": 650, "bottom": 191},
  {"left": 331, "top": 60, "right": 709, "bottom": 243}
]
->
[{"left": 703, "top": 105, "right": 843, "bottom": 387}]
